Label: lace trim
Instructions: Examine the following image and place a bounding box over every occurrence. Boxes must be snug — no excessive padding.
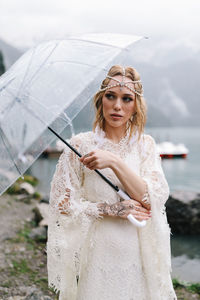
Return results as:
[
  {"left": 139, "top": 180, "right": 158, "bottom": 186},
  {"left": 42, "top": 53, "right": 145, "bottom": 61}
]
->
[
  {"left": 93, "top": 125, "right": 147, "bottom": 159},
  {"left": 94, "top": 124, "right": 141, "bottom": 146},
  {"left": 141, "top": 179, "right": 151, "bottom": 206},
  {"left": 47, "top": 131, "right": 176, "bottom": 299}
]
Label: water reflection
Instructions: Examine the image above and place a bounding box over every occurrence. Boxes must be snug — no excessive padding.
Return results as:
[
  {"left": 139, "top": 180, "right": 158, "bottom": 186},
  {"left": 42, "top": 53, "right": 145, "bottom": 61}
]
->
[
  {"left": 171, "top": 234, "right": 200, "bottom": 259},
  {"left": 171, "top": 234, "right": 200, "bottom": 282}
]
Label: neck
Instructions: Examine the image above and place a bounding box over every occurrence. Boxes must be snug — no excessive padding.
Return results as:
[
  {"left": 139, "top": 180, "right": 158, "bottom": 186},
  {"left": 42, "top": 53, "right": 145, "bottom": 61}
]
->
[{"left": 104, "top": 123, "right": 127, "bottom": 143}]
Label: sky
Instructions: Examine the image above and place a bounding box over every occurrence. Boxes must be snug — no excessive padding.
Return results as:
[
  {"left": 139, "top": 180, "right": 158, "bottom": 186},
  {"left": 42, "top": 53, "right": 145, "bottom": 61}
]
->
[{"left": 0, "top": 0, "right": 200, "bottom": 49}]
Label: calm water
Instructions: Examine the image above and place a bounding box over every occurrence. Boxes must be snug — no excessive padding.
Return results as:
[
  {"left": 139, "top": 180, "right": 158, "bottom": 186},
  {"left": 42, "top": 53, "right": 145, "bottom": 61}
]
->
[
  {"left": 28, "top": 126, "right": 200, "bottom": 283},
  {"left": 145, "top": 127, "right": 200, "bottom": 193}
]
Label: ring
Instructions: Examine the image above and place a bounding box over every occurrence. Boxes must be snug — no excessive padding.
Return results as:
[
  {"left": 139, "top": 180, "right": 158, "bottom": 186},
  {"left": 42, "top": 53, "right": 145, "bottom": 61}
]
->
[
  {"left": 84, "top": 153, "right": 90, "bottom": 158},
  {"left": 129, "top": 204, "right": 135, "bottom": 209}
]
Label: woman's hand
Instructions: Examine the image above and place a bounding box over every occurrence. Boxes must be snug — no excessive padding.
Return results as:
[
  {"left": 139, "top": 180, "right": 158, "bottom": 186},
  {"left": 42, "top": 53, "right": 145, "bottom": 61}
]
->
[
  {"left": 79, "top": 149, "right": 116, "bottom": 170},
  {"left": 98, "top": 199, "right": 151, "bottom": 221}
]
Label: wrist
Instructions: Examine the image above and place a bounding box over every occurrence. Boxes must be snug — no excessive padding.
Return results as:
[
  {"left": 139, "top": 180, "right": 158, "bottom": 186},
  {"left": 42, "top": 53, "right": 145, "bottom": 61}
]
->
[
  {"left": 109, "top": 153, "right": 121, "bottom": 170},
  {"left": 97, "top": 202, "right": 112, "bottom": 217}
]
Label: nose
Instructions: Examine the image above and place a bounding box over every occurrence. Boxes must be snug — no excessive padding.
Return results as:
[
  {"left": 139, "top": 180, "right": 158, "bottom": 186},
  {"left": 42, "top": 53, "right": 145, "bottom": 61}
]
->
[{"left": 113, "top": 97, "right": 122, "bottom": 111}]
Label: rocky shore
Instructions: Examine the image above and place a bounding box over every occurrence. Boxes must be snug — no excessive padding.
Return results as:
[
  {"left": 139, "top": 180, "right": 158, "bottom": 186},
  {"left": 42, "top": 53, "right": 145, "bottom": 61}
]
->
[
  {"left": 0, "top": 176, "right": 199, "bottom": 299},
  {"left": 166, "top": 191, "right": 200, "bottom": 234}
]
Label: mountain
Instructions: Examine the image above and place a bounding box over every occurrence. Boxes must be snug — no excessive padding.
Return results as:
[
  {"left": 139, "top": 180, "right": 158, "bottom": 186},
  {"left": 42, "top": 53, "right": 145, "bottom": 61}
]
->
[
  {"left": 0, "top": 36, "right": 199, "bottom": 127},
  {"left": 0, "top": 51, "right": 5, "bottom": 75},
  {"left": 132, "top": 59, "right": 200, "bottom": 127},
  {"left": 0, "top": 39, "right": 22, "bottom": 69},
  {"left": 120, "top": 37, "right": 200, "bottom": 127}
]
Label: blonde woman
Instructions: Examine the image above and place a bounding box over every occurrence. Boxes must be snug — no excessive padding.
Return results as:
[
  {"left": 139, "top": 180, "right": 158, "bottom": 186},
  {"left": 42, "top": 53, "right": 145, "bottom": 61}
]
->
[{"left": 47, "top": 65, "right": 177, "bottom": 300}]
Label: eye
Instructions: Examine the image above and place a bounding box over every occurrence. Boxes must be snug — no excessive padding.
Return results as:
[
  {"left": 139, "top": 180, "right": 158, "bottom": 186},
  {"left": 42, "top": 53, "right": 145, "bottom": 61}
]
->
[
  {"left": 105, "top": 93, "right": 115, "bottom": 100},
  {"left": 122, "top": 96, "right": 133, "bottom": 102}
]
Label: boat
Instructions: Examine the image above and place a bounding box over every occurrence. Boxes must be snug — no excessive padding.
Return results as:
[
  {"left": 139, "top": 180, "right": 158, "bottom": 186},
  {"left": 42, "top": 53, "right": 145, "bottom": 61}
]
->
[
  {"left": 156, "top": 142, "right": 189, "bottom": 159},
  {"left": 42, "top": 140, "right": 189, "bottom": 159}
]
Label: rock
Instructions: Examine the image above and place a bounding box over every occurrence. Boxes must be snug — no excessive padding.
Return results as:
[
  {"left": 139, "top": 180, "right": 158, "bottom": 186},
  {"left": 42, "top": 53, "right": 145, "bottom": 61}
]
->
[
  {"left": 32, "top": 206, "right": 43, "bottom": 225},
  {"left": 19, "top": 183, "right": 35, "bottom": 195},
  {"left": 15, "top": 194, "right": 33, "bottom": 203},
  {"left": 166, "top": 191, "right": 200, "bottom": 234},
  {"left": 32, "top": 203, "right": 48, "bottom": 227},
  {"left": 40, "top": 196, "right": 49, "bottom": 204},
  {"left": 0, "top": 286, "right": 9, "bottom": 293},
  {"left": 7, "top": 297, "right": 25, "bottom": 300},
  {"left": 24, "top": 290, "right": 53, "bottom": 300},
  {"left": 28, "top": 227, "right": 47, "bottom": 242}
]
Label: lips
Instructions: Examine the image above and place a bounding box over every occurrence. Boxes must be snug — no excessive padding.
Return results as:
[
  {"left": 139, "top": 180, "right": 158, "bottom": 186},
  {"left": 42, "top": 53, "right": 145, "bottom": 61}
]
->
[{"left": 110, "top": 114, "right": 123, "bottom": 117}]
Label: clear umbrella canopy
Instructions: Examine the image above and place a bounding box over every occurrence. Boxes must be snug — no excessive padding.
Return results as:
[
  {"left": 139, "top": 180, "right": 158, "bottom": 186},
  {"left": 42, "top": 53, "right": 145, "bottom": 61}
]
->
[{"left": 0, "top": 33, "right": 144, "bottom": 196}]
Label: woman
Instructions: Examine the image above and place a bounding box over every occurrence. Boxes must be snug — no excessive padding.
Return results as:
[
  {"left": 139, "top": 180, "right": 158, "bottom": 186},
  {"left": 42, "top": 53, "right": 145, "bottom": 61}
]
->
[{"left": 47, "top": 65, "right": 177, "bottom": 300}]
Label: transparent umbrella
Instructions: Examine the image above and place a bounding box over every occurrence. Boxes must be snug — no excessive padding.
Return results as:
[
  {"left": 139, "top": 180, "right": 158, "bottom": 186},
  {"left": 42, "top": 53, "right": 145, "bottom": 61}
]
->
[{"left": 0, "top": 33, "right": 147, "bottom": 227}]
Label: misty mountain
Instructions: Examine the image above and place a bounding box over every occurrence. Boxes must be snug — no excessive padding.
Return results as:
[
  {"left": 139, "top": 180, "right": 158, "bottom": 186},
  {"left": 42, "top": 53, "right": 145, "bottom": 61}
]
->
[
  {"left": 131, "top": 59, "right": 200, "bottom": 127},
  {"left": 74, "top": 56, "right": 200, "bottom": 128},
  {"left": 0, "top": 37, "right": 199, "bottom": 127},
  {"left": 121, "top": 37, "right": 200, "bottom": 127},
  {"left": 0, "top": 39, "right": 22, "bottom": 69},
  {"left": 0, "top": 51, "right": 5, "bottom": 75}
]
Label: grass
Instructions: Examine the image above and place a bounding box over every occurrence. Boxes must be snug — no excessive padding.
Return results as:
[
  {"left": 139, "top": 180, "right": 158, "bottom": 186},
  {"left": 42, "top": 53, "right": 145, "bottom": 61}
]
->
[
  {"left": 5, "top": 220, "right": 200, "bottom": 299},
  {"left": 187, "top": 283, "right": 200, "bottom": 294},
  {"left": 8, "top": 220, "right": 38, "bottom": 247},
  {"left": 173, "top": 277, "right": 200, "bottom": 296},
  {"left": 6, "top": 174, "right": 39, "bottom": 195},
  {"left": 10, "top": 259, "right": 33, "bottom": 275},
  {"left": 5, "top": 220, "right": 51, "bottom": 293},
  {"left": 16, "top": 175, "right": 39, "bottom": 187}
]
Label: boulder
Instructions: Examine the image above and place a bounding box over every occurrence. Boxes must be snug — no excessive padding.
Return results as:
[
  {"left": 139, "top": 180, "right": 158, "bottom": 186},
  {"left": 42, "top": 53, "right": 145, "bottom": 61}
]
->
[
  {"left": 20, "top": 182, "right": 35, "bottom": 195},
  {"left": 32, "top": 203, "right": 49, "bottom": 227},
  {"left": 166, "top": 191, "right": 200, "bottom": 234},
  {"left": 28, "top": 227, "right": 47, "bottom": 242}
]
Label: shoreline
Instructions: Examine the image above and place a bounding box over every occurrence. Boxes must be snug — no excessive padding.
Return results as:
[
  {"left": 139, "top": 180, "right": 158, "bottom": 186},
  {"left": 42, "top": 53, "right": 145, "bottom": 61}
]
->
[{"left": 0, "top": 178, "right": 200, "bottom": 299}]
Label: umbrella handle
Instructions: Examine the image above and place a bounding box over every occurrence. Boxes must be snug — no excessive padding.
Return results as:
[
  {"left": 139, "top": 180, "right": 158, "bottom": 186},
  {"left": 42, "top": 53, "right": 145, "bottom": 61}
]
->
[{"left": 117, "top": 189, "right": 146, "bottom": 228}]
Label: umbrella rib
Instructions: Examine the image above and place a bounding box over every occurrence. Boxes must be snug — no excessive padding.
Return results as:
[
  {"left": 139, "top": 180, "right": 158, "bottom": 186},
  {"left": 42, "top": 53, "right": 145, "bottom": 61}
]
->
[
  {"left": 16, "top": 47, "right": 37, "bottom": 99},
  {"left": 24, "top": 59, "right": 108, "bottom": 91},
  {"left": 23, "top": 42, "right": 60, "bottom": 90},
  {"left": 0, "top": 77, "right": 16, "bottom": 93},
  {"left": 0, "top": 127, "right": 23, "bottom": 177},
  {"left": 49, "top": 60, "right": 108, "bottom": 71},
  {"left": 66, "top": 37, "right": 129, "bottom": 50},
  {"left": 0, "top": 87, "right": 19, "bottom": 120}
]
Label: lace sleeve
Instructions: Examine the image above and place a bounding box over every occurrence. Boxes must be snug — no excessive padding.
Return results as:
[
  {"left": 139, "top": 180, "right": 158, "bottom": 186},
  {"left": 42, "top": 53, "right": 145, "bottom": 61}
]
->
[
  {"left": 47, "top": 135, "right": 102, "bottom": 296},
  {"left": 140, "top": 135, "right": 170, "bottom": 212},
  {"left": 138, "top": 136, "right": 175, "bottom": 300},
  {"left": 49, "top": 136, "right": 102, "bottom": 222}
]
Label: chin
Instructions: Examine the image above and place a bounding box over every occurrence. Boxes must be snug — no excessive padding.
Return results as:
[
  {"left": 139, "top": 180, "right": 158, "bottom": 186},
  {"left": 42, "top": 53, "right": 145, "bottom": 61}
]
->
[{"left": 105, "top": 119, "right": 126, "bottom": 128}]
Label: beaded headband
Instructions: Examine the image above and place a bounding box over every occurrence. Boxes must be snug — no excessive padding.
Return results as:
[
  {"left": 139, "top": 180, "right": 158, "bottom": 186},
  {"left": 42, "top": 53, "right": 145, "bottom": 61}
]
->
[{"left": 99, "top": 67, "right": 143, "bottom": 97}]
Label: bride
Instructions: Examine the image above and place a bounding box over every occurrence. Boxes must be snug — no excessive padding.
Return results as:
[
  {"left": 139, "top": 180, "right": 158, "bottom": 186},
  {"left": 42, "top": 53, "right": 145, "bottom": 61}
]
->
[{"left": 47, "top": 65, "right": 177, "bottom": 300}]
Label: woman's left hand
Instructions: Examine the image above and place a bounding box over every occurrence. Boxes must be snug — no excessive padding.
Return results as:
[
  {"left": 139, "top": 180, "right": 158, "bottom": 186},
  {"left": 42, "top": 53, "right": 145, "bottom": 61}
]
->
[{"left": 79, "top": 149, "right": 116, "bottom": 170}]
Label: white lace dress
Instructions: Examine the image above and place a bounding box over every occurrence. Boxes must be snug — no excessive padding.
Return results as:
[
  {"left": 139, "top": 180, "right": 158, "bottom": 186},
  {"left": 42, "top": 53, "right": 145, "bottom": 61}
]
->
[{"left": 47, "top": 129, "right": 177, "bottom": 300}]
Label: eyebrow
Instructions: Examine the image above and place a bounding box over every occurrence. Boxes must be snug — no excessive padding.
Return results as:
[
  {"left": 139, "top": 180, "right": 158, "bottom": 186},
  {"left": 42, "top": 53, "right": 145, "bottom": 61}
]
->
[{"left": 105, "top": 91, "right": 134, "bottom": 97}]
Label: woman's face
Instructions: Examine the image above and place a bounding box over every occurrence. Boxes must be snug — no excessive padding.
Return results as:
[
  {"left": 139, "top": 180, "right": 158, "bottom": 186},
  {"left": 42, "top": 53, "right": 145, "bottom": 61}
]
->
[{"left": 102, "top": 75, "right": 136, "bottom": 130}]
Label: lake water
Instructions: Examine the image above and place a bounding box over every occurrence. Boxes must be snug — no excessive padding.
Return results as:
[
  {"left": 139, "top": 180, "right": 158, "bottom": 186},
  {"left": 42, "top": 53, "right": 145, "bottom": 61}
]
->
[
  {"left": 28, "top": 126, "right": 200, "bottom": 283},
  {"left": 145, "top": 127, "right": 200, "bottom": 193}
]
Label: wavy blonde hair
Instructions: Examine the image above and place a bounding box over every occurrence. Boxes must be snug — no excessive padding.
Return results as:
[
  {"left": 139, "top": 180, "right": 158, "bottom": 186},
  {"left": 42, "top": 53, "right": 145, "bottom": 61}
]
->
[{"left": 92, "top": 65, "right": 147, "bottom": 141}]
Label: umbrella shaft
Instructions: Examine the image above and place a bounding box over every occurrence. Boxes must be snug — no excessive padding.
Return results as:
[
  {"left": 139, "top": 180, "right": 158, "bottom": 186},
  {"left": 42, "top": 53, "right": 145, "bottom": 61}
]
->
[{"left": 48, "top": 126, "right": 119, "bottom": 192}]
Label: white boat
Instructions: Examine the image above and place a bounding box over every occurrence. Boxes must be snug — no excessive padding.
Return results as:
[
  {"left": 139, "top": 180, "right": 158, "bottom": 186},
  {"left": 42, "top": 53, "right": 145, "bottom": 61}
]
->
[
  {"left": 43, "top": 140, "right": 189, "bottom": 159},
  {"left": 156, "top": 142, "right": 189, "bottom": 158}
]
